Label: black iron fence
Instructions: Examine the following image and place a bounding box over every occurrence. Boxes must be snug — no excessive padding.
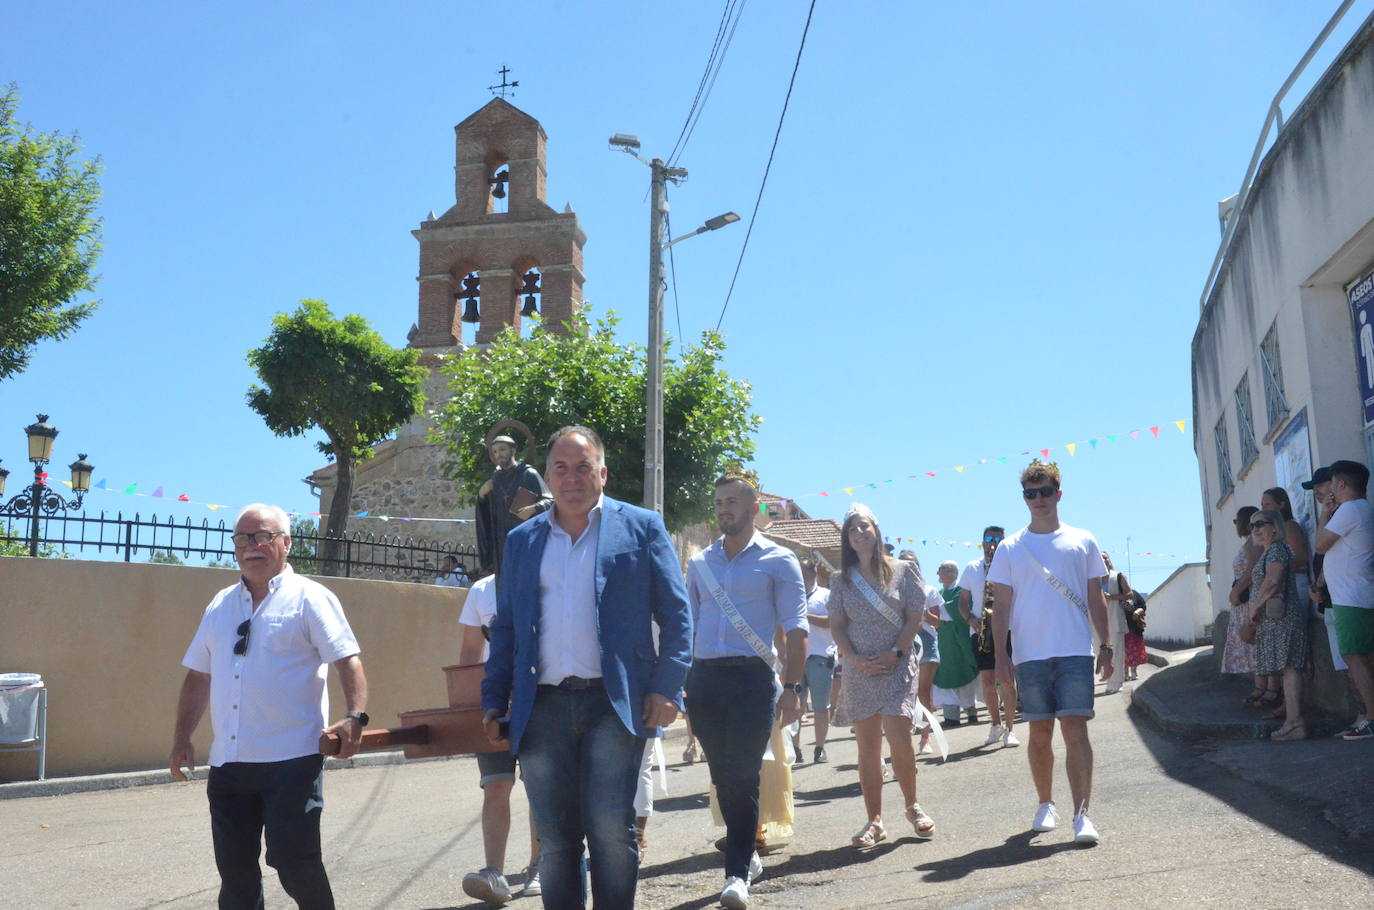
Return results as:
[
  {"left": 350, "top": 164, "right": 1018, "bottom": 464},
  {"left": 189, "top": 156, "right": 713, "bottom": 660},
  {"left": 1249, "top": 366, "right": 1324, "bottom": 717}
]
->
[{"left": 0, "top": 509, "right": 478, "bottom": 584}]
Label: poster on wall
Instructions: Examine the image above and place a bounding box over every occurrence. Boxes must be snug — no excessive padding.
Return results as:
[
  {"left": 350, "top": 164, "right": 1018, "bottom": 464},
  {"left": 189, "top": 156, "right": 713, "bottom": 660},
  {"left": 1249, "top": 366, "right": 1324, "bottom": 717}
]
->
[
  {"left": 1348, "top": 267, "right": 1374, "bottom": 427},
  {"left": 1273, "top": 406, "right": 1314, "bottom": 540}
]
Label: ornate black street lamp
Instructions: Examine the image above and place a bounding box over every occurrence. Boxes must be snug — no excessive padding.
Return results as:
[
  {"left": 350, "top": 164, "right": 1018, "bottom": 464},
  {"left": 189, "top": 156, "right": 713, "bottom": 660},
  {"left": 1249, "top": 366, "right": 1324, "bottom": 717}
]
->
[{"left": 0, "top": 415, "right": 94, "bottom": 557}]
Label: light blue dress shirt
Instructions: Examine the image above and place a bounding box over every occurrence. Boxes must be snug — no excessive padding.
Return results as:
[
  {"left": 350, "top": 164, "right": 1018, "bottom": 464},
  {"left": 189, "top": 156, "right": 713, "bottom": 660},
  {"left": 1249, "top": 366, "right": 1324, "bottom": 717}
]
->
[
  {"left": 537, "top": 496, "right": 604, "bottom": 684},
  {"left": 686, "top": 532, "right": 808, "bottom": 660}
]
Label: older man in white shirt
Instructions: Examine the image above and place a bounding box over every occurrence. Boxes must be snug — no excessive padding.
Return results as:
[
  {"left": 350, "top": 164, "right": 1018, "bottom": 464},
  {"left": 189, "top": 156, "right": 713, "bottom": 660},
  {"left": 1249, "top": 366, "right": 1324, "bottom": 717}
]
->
[{"left": 169, "top": 503, "right": 368, "bottom": 910}]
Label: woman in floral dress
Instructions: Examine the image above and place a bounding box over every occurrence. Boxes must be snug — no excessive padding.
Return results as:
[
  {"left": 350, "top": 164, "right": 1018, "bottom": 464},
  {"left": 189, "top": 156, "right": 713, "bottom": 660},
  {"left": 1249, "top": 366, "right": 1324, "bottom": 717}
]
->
[{"left": 1223, "top": 507, "right": 1262, "bottom": 688}]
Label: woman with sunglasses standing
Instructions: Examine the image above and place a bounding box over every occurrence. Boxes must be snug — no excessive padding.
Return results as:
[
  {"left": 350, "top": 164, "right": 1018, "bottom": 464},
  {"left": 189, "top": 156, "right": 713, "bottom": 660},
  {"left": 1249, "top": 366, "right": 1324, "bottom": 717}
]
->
[{"left": 1247, "top": 509, "right": 1309, "bottom": 741}]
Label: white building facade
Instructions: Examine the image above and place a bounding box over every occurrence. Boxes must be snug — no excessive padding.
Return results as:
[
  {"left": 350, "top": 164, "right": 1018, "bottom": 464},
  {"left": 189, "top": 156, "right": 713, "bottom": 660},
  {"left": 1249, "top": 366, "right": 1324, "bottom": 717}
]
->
[{"left": 1193, "top": 13, "right": 1374, "bottom": 635}]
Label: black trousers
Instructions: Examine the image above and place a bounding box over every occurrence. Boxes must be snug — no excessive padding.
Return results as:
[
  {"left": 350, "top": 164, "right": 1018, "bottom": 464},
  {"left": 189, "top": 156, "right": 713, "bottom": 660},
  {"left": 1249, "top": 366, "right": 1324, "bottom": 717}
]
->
[{"left": 207, "top": 754, "right": 333, "bottom": 910}]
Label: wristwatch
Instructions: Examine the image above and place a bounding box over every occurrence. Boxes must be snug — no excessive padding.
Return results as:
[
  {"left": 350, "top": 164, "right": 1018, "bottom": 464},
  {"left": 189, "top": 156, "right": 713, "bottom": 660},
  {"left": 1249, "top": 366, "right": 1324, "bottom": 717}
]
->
[
  {"left": 784, "top": 682, "right": 803, "bottom": 695},
  {"left": 892, "top": 647, "right": 906, "bottom": 660},
  {"left": 346, "top": 710, "right": 370, "bottom": 726}
]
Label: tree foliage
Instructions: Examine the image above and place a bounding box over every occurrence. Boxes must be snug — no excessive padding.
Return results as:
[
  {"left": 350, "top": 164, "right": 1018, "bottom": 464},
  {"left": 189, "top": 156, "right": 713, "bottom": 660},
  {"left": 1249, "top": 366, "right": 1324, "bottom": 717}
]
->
[
  {"left": 0, "top": 84, "right": 103, "bottom": 381},
  {"left": 246, "top": 300, "right": 426, "bottom": 569},
  {"left": 431, "top": 311, "right": 759, "bottom": 532}
]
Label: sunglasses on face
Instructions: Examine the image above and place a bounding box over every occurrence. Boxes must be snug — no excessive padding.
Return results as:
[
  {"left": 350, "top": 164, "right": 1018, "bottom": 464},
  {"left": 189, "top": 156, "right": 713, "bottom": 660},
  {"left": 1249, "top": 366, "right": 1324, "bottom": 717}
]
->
[
  {"left": 984, "top": 535, "right": 1003, "bottom": 543},
  {"left": 233, "top": 619, "right": 251, "bottom": 656},
  {"left": 1249, "top": 520, "right": 1272, "bottom": 529},
  {"left": 1022, "top": 485, "right": 1058, "bottom": 500}
]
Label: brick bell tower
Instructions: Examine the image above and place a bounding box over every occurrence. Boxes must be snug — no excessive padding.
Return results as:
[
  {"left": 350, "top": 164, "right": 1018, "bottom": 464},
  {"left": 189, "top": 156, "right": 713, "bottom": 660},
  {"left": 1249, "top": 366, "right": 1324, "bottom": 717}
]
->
[{"left": 408, "top": 97, "right": 586, "bottom": 353}]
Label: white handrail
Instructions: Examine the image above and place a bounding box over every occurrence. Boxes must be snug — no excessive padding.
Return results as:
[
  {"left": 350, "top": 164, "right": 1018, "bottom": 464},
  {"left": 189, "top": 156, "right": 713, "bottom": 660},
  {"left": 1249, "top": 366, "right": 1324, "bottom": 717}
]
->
[{"left": 1199, "top": 1, "right": 1358, "bottom": 312}]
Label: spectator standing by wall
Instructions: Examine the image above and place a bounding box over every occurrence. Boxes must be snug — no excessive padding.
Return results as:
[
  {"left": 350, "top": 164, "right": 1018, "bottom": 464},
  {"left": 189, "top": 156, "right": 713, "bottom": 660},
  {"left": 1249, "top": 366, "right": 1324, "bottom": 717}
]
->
[{"left": 1315, "top": 460, "right": 1374, "bottom": 741}]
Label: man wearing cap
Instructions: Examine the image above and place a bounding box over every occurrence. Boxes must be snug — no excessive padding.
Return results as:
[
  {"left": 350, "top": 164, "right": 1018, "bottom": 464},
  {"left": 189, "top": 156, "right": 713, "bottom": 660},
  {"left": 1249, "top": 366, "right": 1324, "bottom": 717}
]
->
[
  {"left": 476, "top": 432, "right": 553, "bottom": 576},
  {"left": 1304, "top": 467, "right": 1348, "bottom": 676},
  {"left": 1314, "top": 460, "right": 1374, "bottom": 740}
]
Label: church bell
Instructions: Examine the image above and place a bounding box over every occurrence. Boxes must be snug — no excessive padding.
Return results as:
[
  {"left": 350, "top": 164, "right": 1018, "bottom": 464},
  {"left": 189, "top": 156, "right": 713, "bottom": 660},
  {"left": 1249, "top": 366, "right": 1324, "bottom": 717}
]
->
[{"left": 460, "top": 296, "right": 481, "bottom": 323}]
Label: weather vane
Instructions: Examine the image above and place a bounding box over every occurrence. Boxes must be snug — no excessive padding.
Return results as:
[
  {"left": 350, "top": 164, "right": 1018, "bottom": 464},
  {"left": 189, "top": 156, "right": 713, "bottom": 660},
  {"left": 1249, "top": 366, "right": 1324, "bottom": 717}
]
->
[{"left": 488, "top": 65, "right": 519, "bottom": 99}]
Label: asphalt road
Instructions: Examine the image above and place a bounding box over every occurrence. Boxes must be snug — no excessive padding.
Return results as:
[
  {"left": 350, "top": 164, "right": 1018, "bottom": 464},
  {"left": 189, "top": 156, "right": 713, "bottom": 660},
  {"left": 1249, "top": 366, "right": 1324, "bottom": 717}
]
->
[{"left": 5, "top": 665, "right": 1373, "bottom": 909}]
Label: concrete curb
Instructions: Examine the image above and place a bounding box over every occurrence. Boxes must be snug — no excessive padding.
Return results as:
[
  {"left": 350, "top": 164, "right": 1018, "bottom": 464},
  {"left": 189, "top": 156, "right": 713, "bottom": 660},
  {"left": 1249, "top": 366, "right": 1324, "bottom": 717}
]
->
[
  {"left": 1129, "top": 684, "right": 1272, "bottom": 742},
  {"left": 1, "top": 718, "right": 692, "bottom": 801}
]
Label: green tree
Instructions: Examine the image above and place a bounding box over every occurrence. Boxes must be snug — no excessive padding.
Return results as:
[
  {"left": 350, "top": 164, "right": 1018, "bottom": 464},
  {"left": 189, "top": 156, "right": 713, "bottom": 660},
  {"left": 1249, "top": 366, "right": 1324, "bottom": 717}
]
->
[
  {"left": 246, "top": 300, "right": 425, "bottom": 574},
  {"left": 431, "top": 311, "right": 759, "bottom": 532},
  {"left": 147, "top": 550, "right": 184, "bottom": 565},
  {"left": 288, "top": 517, "right": 318, "bottom": 574},
  {"left": 0, "top": 84, "right": 102, "bottom": 381}
]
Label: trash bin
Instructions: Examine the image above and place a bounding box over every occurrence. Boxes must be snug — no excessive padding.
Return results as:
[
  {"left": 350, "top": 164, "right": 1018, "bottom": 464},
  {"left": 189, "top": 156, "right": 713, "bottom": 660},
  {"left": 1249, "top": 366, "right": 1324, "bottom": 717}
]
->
[{"left": 0, "top": 673, "right": 44, "bottom": 744}]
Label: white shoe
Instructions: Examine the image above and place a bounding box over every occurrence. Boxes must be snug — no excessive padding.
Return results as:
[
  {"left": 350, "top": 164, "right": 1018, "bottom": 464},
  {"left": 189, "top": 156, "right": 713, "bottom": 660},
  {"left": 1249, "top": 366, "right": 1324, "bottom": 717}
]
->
[
  {"left": 748, "top": 851, "right": 762, "bottom": 884},
  {"left": 1002, "top": 728, "right": 1021, "bottom": 748},
  {"left": 984, "top": 724, "right": 1004, "bottom": 745},
  {"left": 721, "top": 876, "right": 750, "bottom": 909},
  {"left": 1073, "top": 809, "right": 1100, "bottom": 845},
  {"left": 1032, "top": 801, "right": 1059, "bottom": 832},
  {"left": 462, "top": 868, "right": 512, "bottom": 904},
  {"left": 1104, "top": 685, "right": 1122, "bottom": 695},
  {"left": 918, "top": 739, "right": 933, "bottom": 755}
]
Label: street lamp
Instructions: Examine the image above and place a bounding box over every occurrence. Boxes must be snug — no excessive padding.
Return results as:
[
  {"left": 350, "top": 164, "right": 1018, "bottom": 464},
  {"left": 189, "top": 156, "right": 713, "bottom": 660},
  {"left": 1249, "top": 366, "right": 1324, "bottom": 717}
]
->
[
  {"left": 0, "top": 415, "right": 94, "bottom": 557},
  {"left": 611, "top": 133, "right": 739, "bottom": 514}
]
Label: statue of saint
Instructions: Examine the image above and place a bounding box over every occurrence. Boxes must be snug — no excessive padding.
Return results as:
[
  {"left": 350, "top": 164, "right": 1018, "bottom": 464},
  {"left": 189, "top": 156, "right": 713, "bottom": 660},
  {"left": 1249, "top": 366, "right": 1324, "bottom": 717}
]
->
[{"left": 475, "top": 423, "right": 553, "bottom": 576}]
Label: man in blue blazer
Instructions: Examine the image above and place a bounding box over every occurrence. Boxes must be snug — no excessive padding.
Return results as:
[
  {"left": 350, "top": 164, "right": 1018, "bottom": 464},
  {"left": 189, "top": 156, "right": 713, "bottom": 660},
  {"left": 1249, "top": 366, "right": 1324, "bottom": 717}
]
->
[{"left": 482, "top": 425, "right": 692, "bottom": 909}]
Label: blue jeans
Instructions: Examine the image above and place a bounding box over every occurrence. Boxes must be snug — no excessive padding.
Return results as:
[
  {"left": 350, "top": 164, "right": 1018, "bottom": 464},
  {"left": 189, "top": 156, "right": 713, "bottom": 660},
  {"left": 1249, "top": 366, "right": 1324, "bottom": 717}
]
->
[
  {"left": 1014, "top": 656, "right": 1095, "bottom": 721},
  {"left": 518, "top": 685, "right": 645, "bottom": 910},
  {"left": 684, "top": 659, "right": 779, "bottom": 881}
]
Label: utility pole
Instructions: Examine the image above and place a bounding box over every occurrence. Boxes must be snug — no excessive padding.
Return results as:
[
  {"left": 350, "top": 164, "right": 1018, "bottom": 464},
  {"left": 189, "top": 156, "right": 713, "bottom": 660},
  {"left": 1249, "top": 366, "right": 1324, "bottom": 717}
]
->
[{"left": 610, "top": 134, "right": 736, "bottom": 514}]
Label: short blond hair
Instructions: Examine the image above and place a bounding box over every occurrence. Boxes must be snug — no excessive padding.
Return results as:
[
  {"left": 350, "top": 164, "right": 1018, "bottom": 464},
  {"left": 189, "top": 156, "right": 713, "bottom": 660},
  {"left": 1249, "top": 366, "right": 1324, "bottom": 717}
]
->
[{"left": 1020, "top": 459, "right": 1061, "bottom": 487}]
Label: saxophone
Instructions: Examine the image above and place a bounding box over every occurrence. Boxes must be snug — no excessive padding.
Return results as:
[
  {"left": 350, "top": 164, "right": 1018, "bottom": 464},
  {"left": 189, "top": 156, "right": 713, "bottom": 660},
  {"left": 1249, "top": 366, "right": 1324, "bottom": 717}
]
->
[{"left": 977, "top": 561, "right": 997, "bottom": 653}]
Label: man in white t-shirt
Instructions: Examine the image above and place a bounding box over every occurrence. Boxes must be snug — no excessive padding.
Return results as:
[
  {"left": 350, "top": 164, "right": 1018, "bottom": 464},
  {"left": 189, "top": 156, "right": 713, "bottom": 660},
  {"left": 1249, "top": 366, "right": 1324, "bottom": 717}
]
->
[
  {"left": 797, "top": 557, "right": 836, "bottom": 763},
  {"left": 458, "top": 573, "right": 541, "bottom": 903},
  {"left": 988, "top": 461, "right": 1112, "bottom": 846},
  {"left": 1314, "top": 460, "right": 1374, "bottom": 742}
]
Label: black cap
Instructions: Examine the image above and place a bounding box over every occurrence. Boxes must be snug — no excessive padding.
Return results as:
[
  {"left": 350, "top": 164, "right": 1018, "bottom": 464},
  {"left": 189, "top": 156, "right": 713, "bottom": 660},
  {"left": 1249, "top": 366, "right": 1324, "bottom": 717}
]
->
[{"left": 1301, "top": 466, "right": 1332, "bottom": 490}]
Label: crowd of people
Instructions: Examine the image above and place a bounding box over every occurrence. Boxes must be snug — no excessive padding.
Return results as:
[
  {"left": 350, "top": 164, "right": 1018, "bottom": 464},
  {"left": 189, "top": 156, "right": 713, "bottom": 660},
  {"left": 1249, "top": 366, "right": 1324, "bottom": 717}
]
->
[
  {"left": 1222, "top": 460, "right": 1374, "bottom": 743},
  {"left": 165, "top": 426, "right": 1155, "bottom": 910}
]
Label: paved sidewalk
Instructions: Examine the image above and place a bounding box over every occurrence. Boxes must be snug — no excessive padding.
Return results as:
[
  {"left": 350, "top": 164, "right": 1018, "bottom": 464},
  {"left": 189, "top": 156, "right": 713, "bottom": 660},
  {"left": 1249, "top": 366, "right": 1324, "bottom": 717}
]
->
[{"left": 1131, "top": 650, "right": 1374, "bottom": 840}]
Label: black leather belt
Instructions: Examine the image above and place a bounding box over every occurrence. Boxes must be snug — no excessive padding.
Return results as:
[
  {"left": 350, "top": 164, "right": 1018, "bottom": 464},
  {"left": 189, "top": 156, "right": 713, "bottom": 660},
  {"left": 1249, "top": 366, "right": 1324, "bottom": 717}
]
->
[
  {"left": 543, "top": 676, "right": 603, "bottom": 691},
  {"left": 698, "top": 656, "right": 767, "bottom": 667}
]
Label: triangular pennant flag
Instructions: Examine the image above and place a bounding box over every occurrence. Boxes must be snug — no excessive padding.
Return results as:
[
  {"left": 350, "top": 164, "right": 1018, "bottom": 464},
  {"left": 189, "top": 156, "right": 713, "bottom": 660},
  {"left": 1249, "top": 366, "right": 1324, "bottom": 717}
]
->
[
  {"left": 998, "top": 456, "right": 1007, "bottom": 464},
  {"left": 1089, "top": 439, "right": 1097, "bottom": 448},
  {"left": 206, "top": 504, "right": 220, "bottom": 512},
  {"left": 1107, "top": 434, "right": 1117, "bottom": 443},
  {"left": 955, "top": 466, "right": 965, "bottom": 473},
  {"left": 819, "top": 491, "right": 830, "bottom": 497},
  {"left": 843, "top": 487, "right": 854, "bottom": 496},
  {"left": 921, "top": 539, "right": 927, "bottom": 545},
  {"left": 177, "top": 493, "right": 190, "bottom": 501},
  {"left": 925, "top": 472, "right": 936, "bottom": 477},
  {"left": 1067, "top": 443, "right": 1077, "bottom": 456},
  {"left": 355, "top": 510, "right": 369, "bottom": 517},
  {"left": 1149, "top": 425, "right": 1160, "bottom": 438},
  {"left": 123, "top": 483, "right": 137, "bottom": 495},
  {"left": 1130, "top": 430, "right": 1140, "bottom": 440},
  {"left": 379, "top": 516, "right": 390, "bottom": 522},
  {"left": 94, "top": 479, "right": 107, "bottom": 490},
  {"left": 37, "top": 472, "right": 49, "bottom": 482},
  {"left": 61, "top": 480, "right": 72, "bottom": 488},
  {"left": 152, "top": 486, "right": 164, "bottom": 498},
  {"left": 1039, "top": 448, "right": 1050, "bottom": 458},
  {"left": 1175, "top": 420, "right": 1186, "bottom": 433},
  {"left": 866, "top": 482, "right": 877, "bottom": 489}
]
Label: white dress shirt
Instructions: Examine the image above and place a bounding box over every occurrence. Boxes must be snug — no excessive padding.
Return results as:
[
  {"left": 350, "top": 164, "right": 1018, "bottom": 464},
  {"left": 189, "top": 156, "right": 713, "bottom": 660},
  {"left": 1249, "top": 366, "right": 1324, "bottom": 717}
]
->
[
  {"left": 182, "top": 565, "right": 360, "bottom": 766},
  {"left": 537, "top": 497, "right": 605, "bottom": 684}
]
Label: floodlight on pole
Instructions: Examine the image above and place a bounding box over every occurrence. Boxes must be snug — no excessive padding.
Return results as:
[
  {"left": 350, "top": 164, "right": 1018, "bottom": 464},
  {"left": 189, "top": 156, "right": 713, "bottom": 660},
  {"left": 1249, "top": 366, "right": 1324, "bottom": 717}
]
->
[{"left": 663, "top": 211, "right": 740, "bottom": 251}]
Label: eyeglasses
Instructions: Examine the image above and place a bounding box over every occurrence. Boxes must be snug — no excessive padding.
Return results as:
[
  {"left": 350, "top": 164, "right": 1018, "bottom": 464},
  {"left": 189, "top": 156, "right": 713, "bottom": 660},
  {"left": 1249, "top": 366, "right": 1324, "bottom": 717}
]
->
[
  {"left": 984, "top": 535, "right": 1003, "bottom": 543},
  {"left": 1022, "top": 485, "right": 1058, "bottom": 500},
  {"left": 233, "top": 619, "right": 251, "bottom": 656},
  {"left": 231, "top": 530, "right": 285, "bottom": 548},
  {"left": 1249, "top": 520, "right": 1273, "bottom": 529}
]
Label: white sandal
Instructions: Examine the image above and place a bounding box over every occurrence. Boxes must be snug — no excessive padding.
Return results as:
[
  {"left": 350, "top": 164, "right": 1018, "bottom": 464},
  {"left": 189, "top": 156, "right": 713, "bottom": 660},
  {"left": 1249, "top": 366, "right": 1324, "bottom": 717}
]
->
[
  {"left": 907, "top": 804, "right": 935, "bottom": 839},
  {"left": 851, "top": 820, "right": 886, "bottom": 848}
]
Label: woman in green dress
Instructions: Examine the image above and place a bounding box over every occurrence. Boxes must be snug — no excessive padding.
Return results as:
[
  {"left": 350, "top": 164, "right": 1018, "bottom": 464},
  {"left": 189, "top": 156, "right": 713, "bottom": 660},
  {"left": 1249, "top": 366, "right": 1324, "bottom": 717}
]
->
[{"left": 932, "top": 561, "right": 980, "bottom": 727}]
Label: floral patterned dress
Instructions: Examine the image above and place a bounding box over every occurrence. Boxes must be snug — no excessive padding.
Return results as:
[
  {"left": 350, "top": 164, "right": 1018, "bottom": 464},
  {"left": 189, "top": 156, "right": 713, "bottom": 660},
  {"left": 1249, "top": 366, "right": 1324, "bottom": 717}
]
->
[
  {"left": 1253, "top": 542, "right": 1307, "bottom": 674},
  {"left": 1222, "top": 545, "right": 1258, "bottom": 675},
  {"left": 831, "top": 560, "right": 923, "bottom": 725}
]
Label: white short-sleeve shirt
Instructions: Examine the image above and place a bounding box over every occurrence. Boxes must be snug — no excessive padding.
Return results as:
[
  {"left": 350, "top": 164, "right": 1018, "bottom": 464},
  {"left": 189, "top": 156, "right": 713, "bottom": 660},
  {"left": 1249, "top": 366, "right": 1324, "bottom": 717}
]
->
[
  {"left": 986, "top": 524, "right": 1107, "bottom": 665},
  {"left": 1325, "top": 498, "right": 1374, "bottom": 609},
  {"left": 182, "top": 565, "right": 360, "bottom": 766},
  {"left": 958, "top": 558, "right": 989, "bottom": 618},
  {"left": 457, "top": 574, "right": 498, "bottom": 662}
]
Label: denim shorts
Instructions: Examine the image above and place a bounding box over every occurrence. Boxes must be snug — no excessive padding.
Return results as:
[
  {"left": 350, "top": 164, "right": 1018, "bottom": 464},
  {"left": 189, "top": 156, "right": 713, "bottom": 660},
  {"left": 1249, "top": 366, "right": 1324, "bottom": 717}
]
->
[
  {"left": 1014, "top": 656, "right": 1095, "bottom": 721},
  {"left": 918, "top": 625, "right": 940, "bottom": 665},
  {"left": 801, "top": 653, "right": 836, "bottom": 711},
  {"left": 476, "top": 749, "right": 518, "bottom": 787}
]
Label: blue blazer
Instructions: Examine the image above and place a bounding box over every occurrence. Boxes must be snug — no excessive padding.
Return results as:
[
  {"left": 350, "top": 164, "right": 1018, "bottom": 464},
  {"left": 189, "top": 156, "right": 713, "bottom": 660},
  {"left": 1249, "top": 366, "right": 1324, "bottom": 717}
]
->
[{"left": 480, "top": 496, "right": 693, "bottom": 754}]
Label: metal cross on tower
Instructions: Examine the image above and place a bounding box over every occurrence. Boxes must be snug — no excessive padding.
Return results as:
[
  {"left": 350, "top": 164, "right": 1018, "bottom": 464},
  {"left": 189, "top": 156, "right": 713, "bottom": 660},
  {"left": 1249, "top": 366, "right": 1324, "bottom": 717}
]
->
[{"left": 488, "top": 66, "right": 519, "bottom": 98}]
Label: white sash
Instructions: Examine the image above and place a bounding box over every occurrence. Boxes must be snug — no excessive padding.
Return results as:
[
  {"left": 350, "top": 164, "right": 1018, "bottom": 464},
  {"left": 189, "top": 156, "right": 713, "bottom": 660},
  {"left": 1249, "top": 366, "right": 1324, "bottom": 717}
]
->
[
  {"left": 1021, "top": 545, "right": 1093, "bottom": 632},
  {"left": 848, "top": 569, "right": 905, "bottom": 629},
  {"left": 693, "top": 554, "right": 782, "bottom": 675}
]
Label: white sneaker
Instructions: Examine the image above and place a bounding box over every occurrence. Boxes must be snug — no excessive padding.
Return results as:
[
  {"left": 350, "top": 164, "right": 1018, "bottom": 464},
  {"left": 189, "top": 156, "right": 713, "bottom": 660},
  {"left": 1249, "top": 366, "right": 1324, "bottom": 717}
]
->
[
  {"left": 521, "top": 864, "right": 540, "bottom": 897},
  {"left": 1002, "top": 728, "right": 1021, "bottom": 748},
  {"left": 984, "top": 724, "right": 1004, "bottom": 745},
  {"left": 1031, "top": 801, "right": 1059, "bottom": 832},
  {"left": 721, "top": 876, "right": 750, "bottom": 909},
  {"left": 918, "top": 740, "right": 933, "bottom": 755},
  {"left": 1073, "top": 809, "right": 1100, "bottom": 845},
  {"left": 748, "top": 851, "right": 763, "bottom": 884},
  {"left": 461, "top": 868, "right": 512, "bottom": 904}
]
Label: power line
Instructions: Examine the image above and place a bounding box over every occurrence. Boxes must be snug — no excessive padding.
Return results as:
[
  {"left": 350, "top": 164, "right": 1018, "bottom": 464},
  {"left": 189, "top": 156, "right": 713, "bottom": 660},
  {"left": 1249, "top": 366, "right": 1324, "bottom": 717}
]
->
[
  {"left": 665, "top": 202, "right": 684, "bottom": 345},
  {"left": 714, "top": 0, "right": 818, "bottom": 332},
  {"left": 667, "top": 0, "right": 748, "bottom": 167}
]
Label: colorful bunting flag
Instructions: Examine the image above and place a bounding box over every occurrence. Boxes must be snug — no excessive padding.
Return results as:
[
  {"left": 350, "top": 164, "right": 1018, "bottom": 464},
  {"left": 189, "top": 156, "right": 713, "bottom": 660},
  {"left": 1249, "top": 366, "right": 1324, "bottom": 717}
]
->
[
  {"left": 123, "top": 483, "right": 137, "bottom": 494},
  {"left": 1066, "top": 443, "right": 1076, "bottom": 456},
  {"left": 152, "top": 487, "right": 164, "bottom": 498},
  {"left": 1149, "top": 425, "right": 1160, "bottom": 438},
  {"left": 178, "top": 494, "right": 190, "bottom": 502},
  {"left": 1175, "top": 420, "right": 1186, "bottom": 433}
]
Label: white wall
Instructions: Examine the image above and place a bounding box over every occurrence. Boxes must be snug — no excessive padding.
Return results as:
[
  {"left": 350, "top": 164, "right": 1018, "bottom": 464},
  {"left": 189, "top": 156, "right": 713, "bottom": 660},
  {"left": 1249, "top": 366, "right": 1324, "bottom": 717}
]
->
[{"left": 1144, "top": 563, "right": 1212, "bottom": 645}]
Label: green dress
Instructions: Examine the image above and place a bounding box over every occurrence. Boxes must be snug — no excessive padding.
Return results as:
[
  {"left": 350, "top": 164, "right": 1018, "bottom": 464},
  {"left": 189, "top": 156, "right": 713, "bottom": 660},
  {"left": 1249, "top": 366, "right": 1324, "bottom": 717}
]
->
[{"left": 933, "top": 586, "right": 979, "bottom": 690}]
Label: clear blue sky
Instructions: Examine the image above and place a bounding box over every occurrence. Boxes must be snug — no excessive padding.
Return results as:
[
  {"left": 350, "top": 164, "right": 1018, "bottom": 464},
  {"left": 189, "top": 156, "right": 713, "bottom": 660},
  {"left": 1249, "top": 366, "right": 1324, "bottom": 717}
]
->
[{"left": 5, "top": 1, "right": 1365, "bottom": 589}]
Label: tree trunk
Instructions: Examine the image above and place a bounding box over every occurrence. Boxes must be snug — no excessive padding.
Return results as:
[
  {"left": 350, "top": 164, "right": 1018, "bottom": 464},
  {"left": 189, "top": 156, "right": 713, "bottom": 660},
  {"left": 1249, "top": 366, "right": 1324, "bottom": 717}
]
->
[{"left": 321, "top": 450, "right": 354, "bottom": 576}]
